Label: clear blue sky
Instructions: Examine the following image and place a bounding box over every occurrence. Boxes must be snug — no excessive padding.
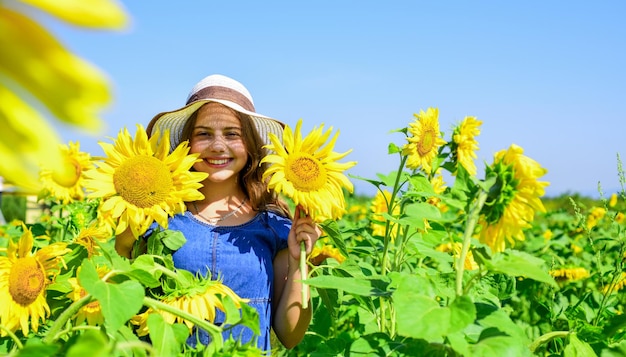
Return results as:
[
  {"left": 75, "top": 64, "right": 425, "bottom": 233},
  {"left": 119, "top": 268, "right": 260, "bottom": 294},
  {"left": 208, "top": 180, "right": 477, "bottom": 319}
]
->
[{"left": 49, "top": 0, "right": 625, "bottom": 198}]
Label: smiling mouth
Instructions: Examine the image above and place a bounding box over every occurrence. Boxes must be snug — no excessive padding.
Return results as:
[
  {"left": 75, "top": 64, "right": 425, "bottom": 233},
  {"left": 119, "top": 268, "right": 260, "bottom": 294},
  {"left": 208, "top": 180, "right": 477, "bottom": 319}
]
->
[{"left": 206, "top": 158, "right": 230, "bottom": 165}]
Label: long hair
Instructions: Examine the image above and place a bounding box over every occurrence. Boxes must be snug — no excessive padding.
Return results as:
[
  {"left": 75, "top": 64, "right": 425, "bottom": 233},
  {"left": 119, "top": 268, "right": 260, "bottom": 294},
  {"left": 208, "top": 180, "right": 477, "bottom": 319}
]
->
[{"left": 181, "top": 103, "right": 291, "bottom": 219}]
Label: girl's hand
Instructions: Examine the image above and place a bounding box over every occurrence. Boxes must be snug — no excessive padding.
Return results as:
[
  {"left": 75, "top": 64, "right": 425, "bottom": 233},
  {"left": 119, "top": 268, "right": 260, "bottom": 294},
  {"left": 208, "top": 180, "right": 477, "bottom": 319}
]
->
[{"left": 288, "top": 205, "right": 321, "bottom": 262}]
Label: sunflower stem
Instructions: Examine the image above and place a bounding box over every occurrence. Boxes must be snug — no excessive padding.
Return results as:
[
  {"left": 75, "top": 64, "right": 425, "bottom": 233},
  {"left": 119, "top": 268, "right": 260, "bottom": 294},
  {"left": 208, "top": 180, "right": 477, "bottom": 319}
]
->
[
  {"left": 529, "top": 331, "right": 570, "bottom": 353},
  {"left": 456, "top": 189, "right": 488, "bottom": 296},
  {"left": 0, "top": 325, "right": 23, "bottom": 349},
  {"left": 143, "top": 296, "right": 224, "bottom": 350},
  {"left": 300, "top": 241, "right": 308, "bottom": 309},
  {"left": 43, "top": 294, "right": 93, "bottom": 344}
]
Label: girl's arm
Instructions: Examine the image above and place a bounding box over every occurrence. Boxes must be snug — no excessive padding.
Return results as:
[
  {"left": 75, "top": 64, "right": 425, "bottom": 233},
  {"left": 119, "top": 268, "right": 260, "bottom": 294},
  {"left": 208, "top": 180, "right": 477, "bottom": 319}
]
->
[{"left": 272, "top": 208, "right": 320, "bottom": 348}]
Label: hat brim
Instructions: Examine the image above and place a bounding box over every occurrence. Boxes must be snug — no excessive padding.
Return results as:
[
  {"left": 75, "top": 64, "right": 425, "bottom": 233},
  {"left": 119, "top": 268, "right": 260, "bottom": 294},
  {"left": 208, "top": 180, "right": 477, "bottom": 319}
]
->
[{"left": 147, "top": 99, "right": 284, "bottom": 152}]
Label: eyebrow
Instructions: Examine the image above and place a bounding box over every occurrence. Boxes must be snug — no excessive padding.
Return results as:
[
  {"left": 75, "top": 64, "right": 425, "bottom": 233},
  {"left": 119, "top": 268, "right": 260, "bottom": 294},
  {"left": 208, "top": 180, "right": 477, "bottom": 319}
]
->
[{"left": 193, "top": 125, "right": 242, "bottom": 131}]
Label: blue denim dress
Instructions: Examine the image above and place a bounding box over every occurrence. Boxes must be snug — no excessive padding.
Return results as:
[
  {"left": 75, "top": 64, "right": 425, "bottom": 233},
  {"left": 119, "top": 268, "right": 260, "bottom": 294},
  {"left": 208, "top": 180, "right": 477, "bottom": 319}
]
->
[{"left": 164, "top": 210, "right": 290, "bottom": 352}]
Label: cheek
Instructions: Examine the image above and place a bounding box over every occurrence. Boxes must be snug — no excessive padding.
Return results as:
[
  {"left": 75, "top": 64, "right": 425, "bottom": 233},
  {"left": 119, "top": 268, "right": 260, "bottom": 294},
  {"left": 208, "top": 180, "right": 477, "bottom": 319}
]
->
[{"left": 189, "top": 139, "right": 206, "bottom": 153}]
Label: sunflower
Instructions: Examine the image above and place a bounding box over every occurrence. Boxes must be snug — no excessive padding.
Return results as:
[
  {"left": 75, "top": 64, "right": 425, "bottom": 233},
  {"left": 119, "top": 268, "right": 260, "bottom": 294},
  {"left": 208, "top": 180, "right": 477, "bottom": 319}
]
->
[
  {"left": 586, "top": 207, "right": 606, "bottom": 230},
  {"left": 0, "top": 0, "right": 128, "bottom": 191},
  {"left": 451, "top": 116, "right": 482, "bottom": 176},
  {"left": 609, "top": 193, "right": 618, "bottom": 208},
  {"left": 435, "top": 242, "right": 479, "bottom": 271},
  {"left": 262, "top": 119, "right": 357, "bottom": 222},
  {"left": 426, "top": 170, "right": 448, "bottom": 212},
  {"left": 39, "top": 141, "right": 93, "bottom": 204},
  {"left": 477, "top": 144, "right": 549, "bottom": 253},
  {"left": 549, "top": 267, "right": 590, "bottom": 282},
  {"left": 67, "top": 265, "right": 110, "bottom": 326},
  {"left": 0, "top": 223, "right": 70, "bottom": 336},
  {"left": 73, "top": 223, "right": 114, "bottom": 257},
  {"left": 309, "top": 244, "right": 346, "bottom": 265},
  {"left": 604, "top": 272, "right": 626, "bottom": 294},
  {"left": 369, "top": 190, "right": 399, "bottom": 239},
  {"left": 84, "top": 125, "right": 208, "bottom": 238},
  {"left": 402, "top": 108, "right": 447, "bottom": 174},
  {"left": 132, "top": 279, "right": 246, "bottom": 336}
]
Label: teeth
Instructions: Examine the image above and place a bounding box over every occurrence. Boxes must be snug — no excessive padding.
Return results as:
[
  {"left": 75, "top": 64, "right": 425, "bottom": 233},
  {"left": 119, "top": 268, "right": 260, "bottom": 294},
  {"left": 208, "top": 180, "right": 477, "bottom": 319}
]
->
[{"left": 208, "top": 159, "right": 229, "bottom": 165}]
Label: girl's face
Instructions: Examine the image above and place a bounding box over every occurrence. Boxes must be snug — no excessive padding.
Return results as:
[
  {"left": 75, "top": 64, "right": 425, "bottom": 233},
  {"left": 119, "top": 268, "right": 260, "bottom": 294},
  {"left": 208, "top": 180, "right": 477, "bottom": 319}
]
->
[{"left": 189, "top": 102, "right": 248, "bottom": 184}]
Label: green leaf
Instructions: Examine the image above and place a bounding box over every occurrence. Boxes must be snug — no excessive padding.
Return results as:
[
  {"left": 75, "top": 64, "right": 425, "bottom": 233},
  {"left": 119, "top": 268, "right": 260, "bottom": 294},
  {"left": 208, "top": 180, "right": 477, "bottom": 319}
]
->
[
  {"left": 349, "top": 332, "right": 401, "bottom": 356},
  {"left": 484, "top": 250, "right": 558, "bottom": 288},
  {"left": 398, "top": 202, "right": 441, "bottom": 228},
  {"left": 395, "top": 294, "right": 449, "bottom": 341},
  {"left": 161, "top": 229, "right": 186, "bottom": 250},
  {"left": 129, "top": 255, "right": 163, "bottom": 287},
  {"left": 564, "top": 333, "right": 598, "bottom": 357},
  {"left": 222, "top": 294, "right": 243, "bottom": 326},
  {"left": 239, "top": 302, "right": 261, "bottom": 336},
  {"left": 76, "top": 258, "right": 100, "bottom": 292},
  {"left": 80, "top": 262, "right": 145, "bottom": 333},
  {"left": 14, "top": 339, "right": 60, "bottom": 357},
  {"left": 320, "top": 219, "right": 350, "bottom": 259},
  {"left": 478, "top": 309, "right": 530, "bottom": 344},
  {"left": 304, "top": 275, "right": 390, "bottom": 297},
  {"left": 471, "top": 335, "right": 533, "bottom": 357},
  {"left": 147, "top": 314, "right": 189, "bottom": 357},
  {"left": 407, "top": 174, "right": 435, "bottom": 195},
  {"left": 448, "top": 296, "right": 476, "bottom": 334},
  {"left": 65, "top": 330, "right": 109, "bottom": 357}
]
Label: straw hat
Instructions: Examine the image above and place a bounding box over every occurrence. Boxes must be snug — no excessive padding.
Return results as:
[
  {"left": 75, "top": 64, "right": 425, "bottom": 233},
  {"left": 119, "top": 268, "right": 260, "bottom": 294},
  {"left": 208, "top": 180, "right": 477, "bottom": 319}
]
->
[{"left": 146, "top": 74, "right": 284, "bottom": 152}]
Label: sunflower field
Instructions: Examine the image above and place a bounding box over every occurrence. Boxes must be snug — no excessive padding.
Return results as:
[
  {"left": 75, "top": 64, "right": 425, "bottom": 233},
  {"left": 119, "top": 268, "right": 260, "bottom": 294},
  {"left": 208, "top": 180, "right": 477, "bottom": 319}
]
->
[{"left": 2, "top": 1, "right": 626, "bottom": 356}]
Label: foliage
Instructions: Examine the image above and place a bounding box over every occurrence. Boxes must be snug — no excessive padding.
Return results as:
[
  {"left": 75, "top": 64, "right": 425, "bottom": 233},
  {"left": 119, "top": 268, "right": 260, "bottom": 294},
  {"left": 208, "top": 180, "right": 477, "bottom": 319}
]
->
[{"left": 273, "top": 120, "right": 626, "bottom": 357}]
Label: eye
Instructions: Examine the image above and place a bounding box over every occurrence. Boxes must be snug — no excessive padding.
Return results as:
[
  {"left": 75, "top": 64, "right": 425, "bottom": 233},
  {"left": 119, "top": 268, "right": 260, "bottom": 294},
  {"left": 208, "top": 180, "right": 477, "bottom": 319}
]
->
[
  {"left": 225, "top": 130, "right": 242, "bottom": 139},
  {"left": 193, "top": 130, "right": 212, "bottom": 139}
]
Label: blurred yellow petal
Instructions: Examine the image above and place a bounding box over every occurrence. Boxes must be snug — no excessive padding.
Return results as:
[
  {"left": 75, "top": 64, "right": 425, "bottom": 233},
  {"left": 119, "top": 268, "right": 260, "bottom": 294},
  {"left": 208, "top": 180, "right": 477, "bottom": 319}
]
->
[
  {"left": 0, "top": 8, "right": 110, "bottom": 131},
  {"left": 18, "top": 0, "right": 129, "bottom": 29},
  {"left": 0, "top": 86, "right": 62, "bottom": 191}
]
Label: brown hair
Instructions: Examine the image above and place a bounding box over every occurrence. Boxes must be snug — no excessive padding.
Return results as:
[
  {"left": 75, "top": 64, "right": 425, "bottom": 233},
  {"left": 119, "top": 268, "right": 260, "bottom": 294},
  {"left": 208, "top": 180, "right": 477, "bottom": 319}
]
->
[{"left": 181, "top": 103, "right": 291, "bottom": 218}]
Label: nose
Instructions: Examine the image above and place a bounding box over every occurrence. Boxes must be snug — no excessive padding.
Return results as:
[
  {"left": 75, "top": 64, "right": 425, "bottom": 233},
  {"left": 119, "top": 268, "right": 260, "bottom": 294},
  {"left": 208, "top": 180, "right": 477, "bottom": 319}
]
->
[{"left": 207, "top": 135, "right": 227, "bottom": 151}]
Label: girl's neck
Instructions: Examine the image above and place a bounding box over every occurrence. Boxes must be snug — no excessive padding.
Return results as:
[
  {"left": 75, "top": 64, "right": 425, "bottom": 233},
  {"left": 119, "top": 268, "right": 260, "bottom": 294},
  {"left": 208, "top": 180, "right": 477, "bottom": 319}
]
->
[{"left": 199, "top": 179, "right": 245, "bottom": 203}]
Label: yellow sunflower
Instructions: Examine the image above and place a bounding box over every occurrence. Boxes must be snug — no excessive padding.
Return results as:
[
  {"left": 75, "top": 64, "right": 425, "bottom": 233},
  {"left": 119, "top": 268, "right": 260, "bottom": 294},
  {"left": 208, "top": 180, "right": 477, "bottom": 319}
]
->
[
  {"left": 73, "top": 223, "right": 114, "bottom": 257},
  {"left": 402, "top": 107, "right": 447, "bottom": 174},
  {"left": 549, "top": 267, "right": 590, "bottom": 282},
  {"left": 435, "top": 242, "right": 479, "bottom": 271},
  {"left": 370, "top": 190, "right": 399, "bottom": 239},
  {"left": 427, "top": 170, "right": 448, "bottom": 212},
  {"left": 262, "top": 119, "right": 357, "bottom": 222},
  {"left": 67, "top": 265, "right": 110, "bottom": 326},
  {"left": 0, "top": 0, "right": 128, "bottom": 191},
  {"left": 309, "top": 244, "right": 346, "bottom": 265},
  {"left": 478, "top": 144, "right": 549, "bottom": 253},
  {"left": 452, "top": 116, "right": 482, "bottom": 176},
  {"left": 604, "top": 272, "right": 626, "bottom": 294},
  {"left": 609, "top": 193, "right": 618, "bottom": 208},
  {"left": 586, "top": 207, "right": 606, "bottom": 230},
  {"left": 0, "top": 223, "right": 70, "bottom": 336},
  {"left": 132, "top": 280, "right": 246, "bottom": 336},
  {"left": 84, "top": 125, "right": 208, "bottom": 238},
  {"left": 39, "top": 141, "right": 93, "bottom": 204}
]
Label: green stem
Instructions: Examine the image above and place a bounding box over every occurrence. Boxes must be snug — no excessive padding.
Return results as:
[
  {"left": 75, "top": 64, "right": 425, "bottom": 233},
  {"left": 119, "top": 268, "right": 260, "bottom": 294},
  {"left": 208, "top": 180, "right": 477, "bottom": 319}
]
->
[
  {"left": 378, "top": 154, "right": 408, "bottom": 334},
  {"left": 43, "top": 294, "right": 92, "bottom": 344},
  {"left": 142, "top": 296, "right": 224, "bottom": 350},
  {"left": 300, "top": 241, "right": 308, "bottom": 309},
  {"left": 456, "top": 189, "right": 488, "bottom": 296},
  {"left": 0, "top": 324, "right": 23, "bottom": 349},
  {"left": 529, "top": 331, "right": 570, "bottom": 353}
]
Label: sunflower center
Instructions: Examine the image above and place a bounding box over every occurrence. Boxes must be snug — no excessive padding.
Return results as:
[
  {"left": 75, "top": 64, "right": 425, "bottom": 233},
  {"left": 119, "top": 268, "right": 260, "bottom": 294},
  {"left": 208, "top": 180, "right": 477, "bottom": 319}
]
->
[
  {"left": 52, "top": 157, "right": 81, "bottom": 187},
  {"left": 418, "top": 129, "right": 436, "bottom": 156},
  {"left": 113, "top": 156, "right": 174, "bottom": 208},
  {"left": 8, "top": 257, "right": 46, "bottom": 306},
  {"left": 285, "top": 154, "right": 327, "bottom": 191}
]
